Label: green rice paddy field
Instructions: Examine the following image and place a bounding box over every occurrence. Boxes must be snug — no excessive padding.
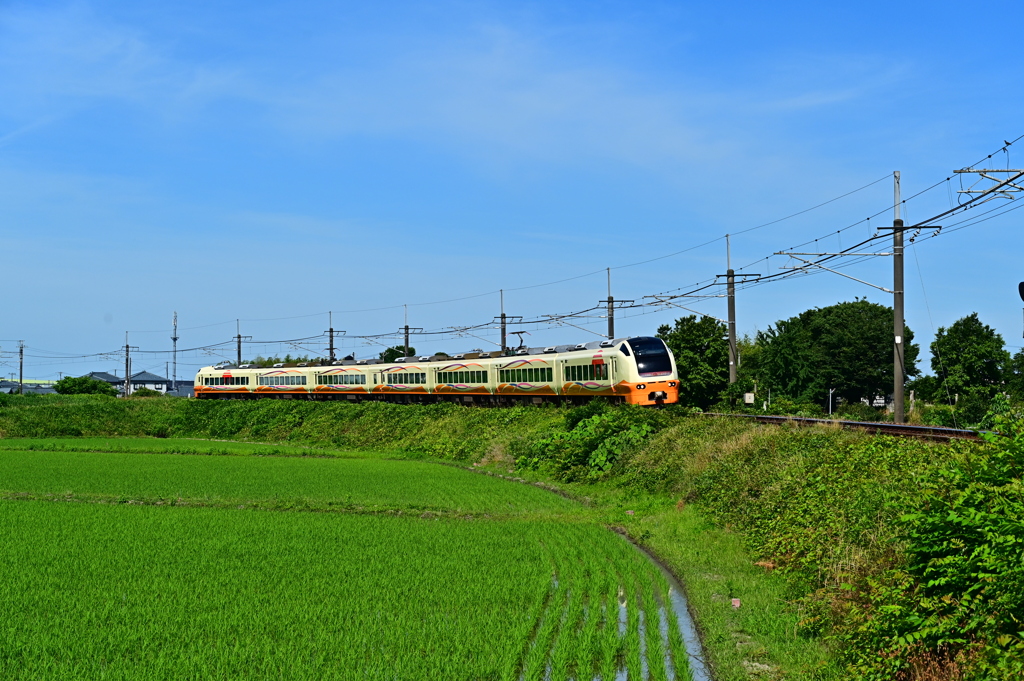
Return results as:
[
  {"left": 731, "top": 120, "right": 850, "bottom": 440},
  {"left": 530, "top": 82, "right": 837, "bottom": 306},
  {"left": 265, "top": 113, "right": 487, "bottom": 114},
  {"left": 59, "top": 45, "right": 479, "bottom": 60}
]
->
[{"left": 0, "top": 438, "right": 692, "bottom": 680}]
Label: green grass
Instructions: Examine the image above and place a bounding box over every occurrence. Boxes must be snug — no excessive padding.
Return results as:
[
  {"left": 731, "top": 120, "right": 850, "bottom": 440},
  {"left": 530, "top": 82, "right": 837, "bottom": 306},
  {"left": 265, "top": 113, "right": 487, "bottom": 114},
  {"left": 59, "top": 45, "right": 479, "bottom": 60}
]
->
[
  {"left": 635, "top": 506, "right": 835, "bottom": 680},
  {"left": 0, "top": 447, "right": 578, "bottom": 516},
  {"left": 0, "top": 441, "right": 692, "bottom": 680}
]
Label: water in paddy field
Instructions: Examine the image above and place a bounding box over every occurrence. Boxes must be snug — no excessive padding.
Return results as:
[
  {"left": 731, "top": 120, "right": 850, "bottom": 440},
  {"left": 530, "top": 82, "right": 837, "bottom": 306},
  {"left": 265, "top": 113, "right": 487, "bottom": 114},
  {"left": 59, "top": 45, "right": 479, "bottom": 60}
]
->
[
  {"left": 623, "top": 548, "right": 712, "bottom": 681},
  {"left": 662, "top": 580, "right": 712, "bottom": 681},
  {"left": 526, "top": 555, "right": 712, "bottom": 681}
]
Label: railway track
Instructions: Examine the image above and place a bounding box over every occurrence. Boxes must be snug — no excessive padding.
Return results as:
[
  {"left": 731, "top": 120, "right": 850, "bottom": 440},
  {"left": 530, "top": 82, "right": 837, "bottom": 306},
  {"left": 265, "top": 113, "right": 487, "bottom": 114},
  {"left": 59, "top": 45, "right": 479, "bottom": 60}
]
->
[{"left": 705, "top": 412, "right": 981, "bottom": 442}]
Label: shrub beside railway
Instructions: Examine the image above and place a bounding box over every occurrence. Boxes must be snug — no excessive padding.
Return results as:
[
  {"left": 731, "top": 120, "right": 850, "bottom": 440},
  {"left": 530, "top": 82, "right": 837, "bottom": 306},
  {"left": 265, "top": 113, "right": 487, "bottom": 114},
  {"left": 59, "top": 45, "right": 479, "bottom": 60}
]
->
[{"left": 2, "top": 394, "right": 1021, "bottom": 678}]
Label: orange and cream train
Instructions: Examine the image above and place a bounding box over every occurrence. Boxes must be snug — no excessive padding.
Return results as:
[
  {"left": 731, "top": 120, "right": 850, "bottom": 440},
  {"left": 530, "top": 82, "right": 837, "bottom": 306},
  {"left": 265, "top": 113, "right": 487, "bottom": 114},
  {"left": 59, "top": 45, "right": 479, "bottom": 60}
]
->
[{"left": 195, "top": 336, "right": 678, "bottom": 406}]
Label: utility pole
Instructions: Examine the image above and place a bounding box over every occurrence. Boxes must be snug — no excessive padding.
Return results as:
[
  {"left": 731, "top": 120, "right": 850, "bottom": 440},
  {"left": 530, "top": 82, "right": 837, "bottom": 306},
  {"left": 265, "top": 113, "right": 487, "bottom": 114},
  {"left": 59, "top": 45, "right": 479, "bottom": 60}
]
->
[
  {"left": 18, "top": 341, "right": 24, "bottom": 395},
  {"left": 324, "top": 313, "right": 345, "bottom": 362},
  {"left": 717, "top": 236, "right": 758, "bottom": 385},
  {"left": 398, "top": 306, "right": 423, "bottom": 358},
  {"left": 171, "top": 311, "right": 179, "bottom": 392},
  {"left": 328, "top": 312, "right": 335, "bottom": 362},
  {"left": 123, "top": 333, "right": 138, "bottom": 397},
  {"left": 233, "top": 320, "right": 250, "bottom": 366},
  {"left": 599, "top": 268, "right": 633, "bottom": 340},
  {"left": 777, "top": 173, "right": 936, "bottom": 420},
  {"left": 727, "top": 237, "right": 737, "bottom": 384},
  {"left": 876, "top": 172, "right": 939, "bottom": 423},
  {"left": 495, "top": 291, "right": 522, "bottom": 356},
  {"left": 892, "top": 172, "right": 905, "bottom": 424},
  {"left": 607, "top": 268, "right": 615, "bottom": 338}
]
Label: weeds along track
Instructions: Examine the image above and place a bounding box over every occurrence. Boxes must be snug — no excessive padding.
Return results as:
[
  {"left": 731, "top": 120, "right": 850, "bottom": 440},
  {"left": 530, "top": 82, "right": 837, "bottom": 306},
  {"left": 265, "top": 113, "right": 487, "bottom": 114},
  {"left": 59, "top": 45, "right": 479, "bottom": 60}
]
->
[{"left": 705, "top": 412, "right": 980, "bottom": 442}]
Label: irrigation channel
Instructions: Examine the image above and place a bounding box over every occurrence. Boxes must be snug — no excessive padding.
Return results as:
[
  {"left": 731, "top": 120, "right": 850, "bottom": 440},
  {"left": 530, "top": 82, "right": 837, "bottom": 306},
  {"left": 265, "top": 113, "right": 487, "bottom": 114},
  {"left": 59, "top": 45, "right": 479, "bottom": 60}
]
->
[{"left": 630, "top": 541, "right": 712, "bottom": 681}]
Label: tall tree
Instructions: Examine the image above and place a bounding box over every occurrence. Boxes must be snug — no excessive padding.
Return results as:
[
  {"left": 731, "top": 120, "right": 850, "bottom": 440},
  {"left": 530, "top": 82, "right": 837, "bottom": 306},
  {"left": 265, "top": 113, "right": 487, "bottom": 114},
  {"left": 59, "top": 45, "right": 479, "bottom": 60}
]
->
[
  {"left": 656, "top": 315, "right": 728, "bottom": 408},
  {"left": 757, "top": 299, "right": 918, "bottom": 406},
  {"left": 379, "top": 345, "right": 415, "bottom": 363},
  {"left": 930, "top": 313, "right": 1008, "bottom": 402},
  {"left": 1006, "top": 349, "right": 1024, "bottom": 402}
]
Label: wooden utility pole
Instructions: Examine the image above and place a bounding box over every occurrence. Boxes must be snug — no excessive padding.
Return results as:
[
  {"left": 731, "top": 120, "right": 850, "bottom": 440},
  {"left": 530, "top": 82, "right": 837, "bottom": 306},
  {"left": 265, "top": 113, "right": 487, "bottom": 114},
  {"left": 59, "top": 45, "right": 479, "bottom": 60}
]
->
[{"left": 18, "top": 341, "right": 24, "bottom": 395}]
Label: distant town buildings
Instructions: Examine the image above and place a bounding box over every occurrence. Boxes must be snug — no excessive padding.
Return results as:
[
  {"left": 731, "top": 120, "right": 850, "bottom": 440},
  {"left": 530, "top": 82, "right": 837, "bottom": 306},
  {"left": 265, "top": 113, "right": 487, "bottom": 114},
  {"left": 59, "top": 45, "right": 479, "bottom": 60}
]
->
[
  {"left": 87, "top": 371, "right": 195, "bottom": 397},
  {"left": 3, "top": 372, "right": 194, "bottom": 397}
]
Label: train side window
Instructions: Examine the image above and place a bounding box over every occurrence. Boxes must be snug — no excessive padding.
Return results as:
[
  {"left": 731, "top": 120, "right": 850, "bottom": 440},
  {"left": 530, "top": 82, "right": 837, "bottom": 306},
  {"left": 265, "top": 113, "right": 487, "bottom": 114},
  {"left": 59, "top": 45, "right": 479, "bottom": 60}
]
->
[{"left": 620, "top": 344, "right": 631, "bottom": 356}]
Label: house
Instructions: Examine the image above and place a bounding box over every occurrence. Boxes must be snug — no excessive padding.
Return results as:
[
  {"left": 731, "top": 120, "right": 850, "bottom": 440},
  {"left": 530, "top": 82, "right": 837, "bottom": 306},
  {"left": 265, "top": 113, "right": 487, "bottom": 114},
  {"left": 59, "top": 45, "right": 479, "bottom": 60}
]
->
[
  {"left": 129, "top": 371, "right": 171, "bottom": 393},
  {"left": 86, "top": 370, "right": 173, "bottom": 394}
]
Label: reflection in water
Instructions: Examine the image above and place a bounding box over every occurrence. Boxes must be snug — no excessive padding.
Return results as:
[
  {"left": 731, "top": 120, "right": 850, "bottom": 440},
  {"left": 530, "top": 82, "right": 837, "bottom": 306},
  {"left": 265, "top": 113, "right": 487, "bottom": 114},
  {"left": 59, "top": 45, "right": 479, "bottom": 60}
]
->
[{"left": 522, "top": 557, "right": 711, "bottom": 680}]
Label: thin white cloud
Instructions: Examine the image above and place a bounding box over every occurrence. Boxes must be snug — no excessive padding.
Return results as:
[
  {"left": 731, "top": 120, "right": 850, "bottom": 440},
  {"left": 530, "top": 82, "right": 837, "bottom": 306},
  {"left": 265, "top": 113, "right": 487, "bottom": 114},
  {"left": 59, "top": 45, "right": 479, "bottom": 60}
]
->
[
  {"left": 265, "top": 28, "right": 732, "bottom": 169},
  {"left": 0, "top": 3, "right": 242, "bottom": 119},
  {"left": 0, "top": 3, "right": 908, "bottom": 178}
]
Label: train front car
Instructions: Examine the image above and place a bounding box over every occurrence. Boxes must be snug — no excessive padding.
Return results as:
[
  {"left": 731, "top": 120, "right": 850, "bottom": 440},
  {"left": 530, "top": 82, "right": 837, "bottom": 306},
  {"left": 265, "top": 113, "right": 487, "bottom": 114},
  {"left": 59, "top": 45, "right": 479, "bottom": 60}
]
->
[{"left": 615, "top": 337, "right": 679, "bottom": 405}]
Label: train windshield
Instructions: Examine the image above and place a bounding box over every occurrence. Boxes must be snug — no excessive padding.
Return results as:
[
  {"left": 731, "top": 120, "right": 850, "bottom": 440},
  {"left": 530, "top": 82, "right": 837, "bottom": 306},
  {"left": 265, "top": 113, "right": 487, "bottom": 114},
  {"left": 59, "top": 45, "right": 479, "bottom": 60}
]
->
[{"left": 626, "top": 337, "right": 673, "bottom": 376}]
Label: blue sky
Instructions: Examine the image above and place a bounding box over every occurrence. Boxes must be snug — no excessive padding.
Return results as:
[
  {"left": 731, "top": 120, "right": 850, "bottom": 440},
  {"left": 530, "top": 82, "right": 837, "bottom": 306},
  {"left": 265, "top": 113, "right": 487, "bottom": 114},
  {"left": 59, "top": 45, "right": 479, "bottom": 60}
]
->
[{"left": 1, "top": 0, "right": 1022, "bottom": 380}]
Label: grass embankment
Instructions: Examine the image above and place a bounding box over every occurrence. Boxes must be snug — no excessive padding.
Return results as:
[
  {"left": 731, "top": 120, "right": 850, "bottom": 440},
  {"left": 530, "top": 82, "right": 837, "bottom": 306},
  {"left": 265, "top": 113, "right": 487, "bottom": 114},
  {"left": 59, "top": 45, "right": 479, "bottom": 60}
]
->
[
  {"left": 0, "top": 394, "right": 563, "bottom": 459},
  {"left": 2, "top": 395, "right": 1019, "bottom": 679}
]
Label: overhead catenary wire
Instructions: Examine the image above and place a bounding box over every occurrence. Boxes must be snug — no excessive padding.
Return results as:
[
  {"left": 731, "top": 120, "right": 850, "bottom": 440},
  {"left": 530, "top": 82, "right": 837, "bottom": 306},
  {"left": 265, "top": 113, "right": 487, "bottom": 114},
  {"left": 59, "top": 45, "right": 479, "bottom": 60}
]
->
[{"left": 10, "top": 136, "right": 1024, "bottom": 380}]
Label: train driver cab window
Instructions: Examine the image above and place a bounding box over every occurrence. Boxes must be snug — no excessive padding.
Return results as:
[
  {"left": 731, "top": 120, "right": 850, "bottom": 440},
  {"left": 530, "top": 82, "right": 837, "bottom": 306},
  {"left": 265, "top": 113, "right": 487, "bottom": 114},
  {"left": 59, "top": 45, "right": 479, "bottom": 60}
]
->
[{"left": 628, "top": 337, "right": 672, "bottom": 376}]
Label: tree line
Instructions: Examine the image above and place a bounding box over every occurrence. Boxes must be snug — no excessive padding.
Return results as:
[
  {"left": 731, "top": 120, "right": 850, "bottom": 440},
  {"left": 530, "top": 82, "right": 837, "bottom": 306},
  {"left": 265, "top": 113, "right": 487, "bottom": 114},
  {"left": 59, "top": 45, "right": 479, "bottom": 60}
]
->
[{"left": 657, "top": 299, "right": 1024, "bottom": 425}]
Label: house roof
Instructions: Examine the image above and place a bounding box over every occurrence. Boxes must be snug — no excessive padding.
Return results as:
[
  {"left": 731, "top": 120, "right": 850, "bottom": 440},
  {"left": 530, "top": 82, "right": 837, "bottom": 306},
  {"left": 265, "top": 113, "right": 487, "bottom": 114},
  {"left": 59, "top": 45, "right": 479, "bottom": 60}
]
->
[
  {"left": 129, "top": 371, "right": 168, "bottom": 383},
  {"left": 87, "top": 371, "right": 121, "bottom": 384},
  {"left": 22, "top": 385, "right": 57, "bottom": 395}
]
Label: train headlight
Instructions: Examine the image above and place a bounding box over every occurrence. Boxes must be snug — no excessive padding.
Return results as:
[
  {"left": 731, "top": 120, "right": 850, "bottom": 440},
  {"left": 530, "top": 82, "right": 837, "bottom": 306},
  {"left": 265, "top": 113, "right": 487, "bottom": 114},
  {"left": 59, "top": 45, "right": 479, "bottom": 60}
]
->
[
  {"left": 636, "top": 384, "right": 646, "bottom": 390},
  {"left": 669, "top": 382, "right": 676, "bottom": 387}
]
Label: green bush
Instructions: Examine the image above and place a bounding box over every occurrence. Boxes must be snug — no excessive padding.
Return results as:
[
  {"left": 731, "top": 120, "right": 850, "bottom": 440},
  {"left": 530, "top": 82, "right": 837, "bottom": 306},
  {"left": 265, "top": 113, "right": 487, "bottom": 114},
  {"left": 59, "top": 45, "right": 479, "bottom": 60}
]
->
[
  {"left": 130, "top": 387, "right": 163, "bottom": 398},
  {"left": 53, "top": 376, "right": 119, "bottom": 397},
  {"left": 516, "top": 405, "right": 666, "bottom": 481},
  {"left": 840, "top": 414, "right": 1024, "bottom": 679},
  {"left": 835, "top": 402, "right": 883, "bottom": 422},
  {"left": 921, "top": 403, "right": 959, "bottom": 428}
]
